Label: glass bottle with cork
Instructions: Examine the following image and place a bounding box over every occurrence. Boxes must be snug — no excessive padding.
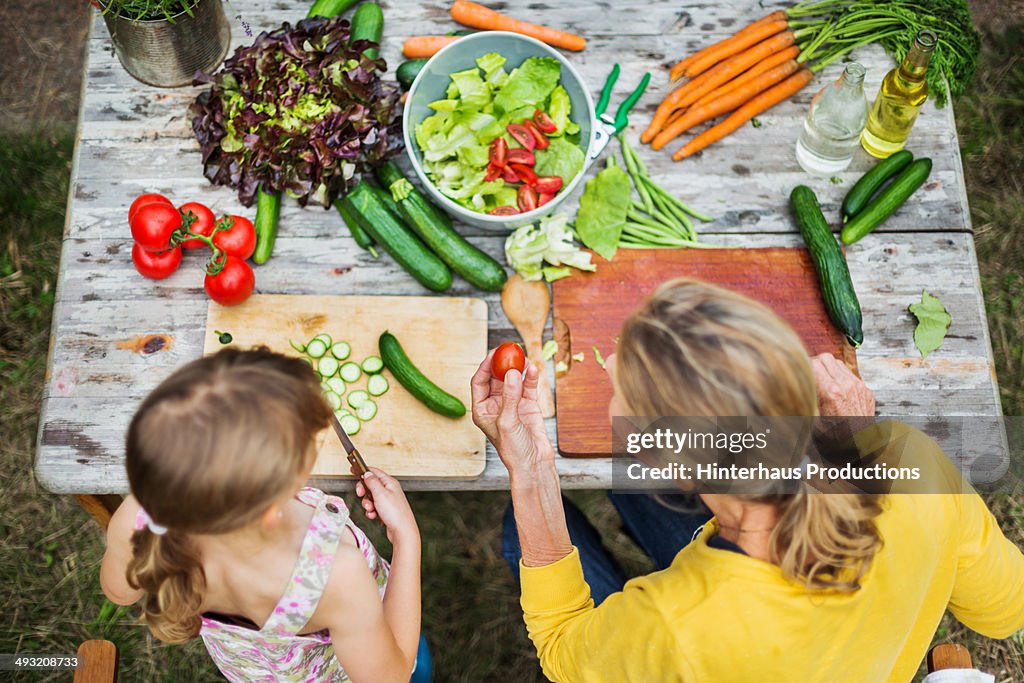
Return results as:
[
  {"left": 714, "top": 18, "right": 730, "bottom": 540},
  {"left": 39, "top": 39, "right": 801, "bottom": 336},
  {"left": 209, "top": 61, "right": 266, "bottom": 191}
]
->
[
  {"left": 861, "top": 30, "right": 937, "bottom": 158},
  {"left": 795, "top": 62, "right": 868, "bottom": 176}
]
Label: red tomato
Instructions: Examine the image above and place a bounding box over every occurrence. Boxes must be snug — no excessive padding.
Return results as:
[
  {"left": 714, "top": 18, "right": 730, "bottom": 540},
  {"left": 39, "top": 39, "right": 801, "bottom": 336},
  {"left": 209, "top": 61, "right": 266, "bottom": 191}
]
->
[
  {"left": 131, "top": 243, "right": 182, "bottom": 280},
  {"left": 510, "top": 163, "right": 538, "bottom": 187},
  {"left": 534, "top": 176, "right": 563, "bottom": 194},
  {"left": 506, "top": 148, "right": 535, "bottom": 166},
  {"left": 212, "top": 215, "right": 257, "bottom": 260},
  {"left": 130, "top": 203, "right": 182, "bottom": 252},
  {"left": 484, "top": 162, "right": 503, "bottom": 182},
  {"left": 533, "top": 109, "right": 558, "bottom": 134},
  {"left": 128, "top": 193, "right": 173, "bottom": 222},
  {"left": 501, "top": 165, "right": 520, "bottom": 184},
  {"left": 178, "top": 202, "right": 216, "bottom": 250},
  {"left": 492, "top": 342, "right": 526, "bottom": 381},
  {"left": 488, "top": 205, "right": 519, "bottom": 216},
  {"left": 523, "top": 120, "right": 550, "bottom": 149},
  {"left": 506, "top": 123, "right": 535, "bottom": 151},
  {"left": 489, "top": 137, "right": 508, "bottom": 167},
  {"left": 538, "top": 192, "right": 556, "bottom": 207},
  {"left": 204, "top": 255, "right": 255, "bottom": 306},
  {"left": 517, "top": 185, "right": 539, "bottom": 213}
]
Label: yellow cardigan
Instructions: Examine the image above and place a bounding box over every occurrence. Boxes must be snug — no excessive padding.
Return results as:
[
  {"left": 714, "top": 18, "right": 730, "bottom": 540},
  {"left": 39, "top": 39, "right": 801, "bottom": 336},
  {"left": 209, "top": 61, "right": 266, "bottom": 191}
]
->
[{"left": 520, "top": 427, "right": 1024, "bottom": 682}]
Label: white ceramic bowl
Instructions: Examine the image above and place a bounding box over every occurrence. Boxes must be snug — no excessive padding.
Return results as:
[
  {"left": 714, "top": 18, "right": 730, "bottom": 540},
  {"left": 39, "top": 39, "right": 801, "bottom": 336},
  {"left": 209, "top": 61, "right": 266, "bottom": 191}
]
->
[{"left": 403, "top": 31, "right": 595, "bottom": 231}]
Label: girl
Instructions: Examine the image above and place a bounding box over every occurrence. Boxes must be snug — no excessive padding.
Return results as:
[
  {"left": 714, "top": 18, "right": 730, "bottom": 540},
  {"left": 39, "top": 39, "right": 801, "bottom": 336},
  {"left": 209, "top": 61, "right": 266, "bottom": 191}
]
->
[{"left": 100, "top": 347, "right": 421, "bottom": 682}]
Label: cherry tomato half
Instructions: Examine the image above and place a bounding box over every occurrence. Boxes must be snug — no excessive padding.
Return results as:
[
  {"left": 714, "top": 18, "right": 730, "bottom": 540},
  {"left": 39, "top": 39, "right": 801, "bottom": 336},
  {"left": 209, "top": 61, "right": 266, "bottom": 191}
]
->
[
  {"left": 510, "top": 163, "right": 538, "bottom": 187},
  {"left": 488, "top": 206, "right": 519, "bottom": 216},
  {"left": 506, "top": 123, "right": 535, "bottom": 151},
  {"left": 178, "top": 202, "right": 216, "bottom": 250},
  {"left": 506, "top": 148, "right": 535, "bottom": 166},
  {"left": 538, "top": 192, "right": 556, "bottom": 207},
  {"left": 131, "top": 243, "right": 182, "bottom": 280},
  {"left": 130, "top": 203, "right": 182, "bottom": 253},
  {"left": 204, "top": 254, "right": 255, "bottom": 307},
  {"left": 128, "top": 193, "right": 173, "bottom": 223},
  {"left": 534, "top": 175, "right": 563, "bottom": 194},
  {"left": 517, "top": 185, "right": 539, "bottom": 213},
  {"left": 492, "top": 342, "right": 526, "bottom": 381},
  {"left": 533, "top": 109, "right": 558, "bottom": 134},
  {"left": 484, "top": 162, "right": 503, "bottom": 182},
  {"left": 501, "top": 165, "right": 520, "bottom": 184},
  {"left": 212, "top": 215, "right": 257, "bottom": 260},
  {"left": 489, "top": 137, "right": 508, "bottom": 167},
  {"left": 523, "top": 120, "right": 550, "bottom": 149}
]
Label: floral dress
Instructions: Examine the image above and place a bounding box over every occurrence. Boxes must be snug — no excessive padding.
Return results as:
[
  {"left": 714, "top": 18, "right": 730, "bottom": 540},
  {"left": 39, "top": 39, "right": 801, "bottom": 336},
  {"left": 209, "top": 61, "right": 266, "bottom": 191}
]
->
[{"left": 198, "top": 487, "right": 390, "bottom": 682}]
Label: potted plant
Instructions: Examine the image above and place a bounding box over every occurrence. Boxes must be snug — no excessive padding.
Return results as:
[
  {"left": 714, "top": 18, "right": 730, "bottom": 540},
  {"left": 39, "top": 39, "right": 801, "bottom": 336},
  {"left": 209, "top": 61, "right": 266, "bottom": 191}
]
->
[{"left": 96, "top": 0, "right": 231, "bottom": 88}]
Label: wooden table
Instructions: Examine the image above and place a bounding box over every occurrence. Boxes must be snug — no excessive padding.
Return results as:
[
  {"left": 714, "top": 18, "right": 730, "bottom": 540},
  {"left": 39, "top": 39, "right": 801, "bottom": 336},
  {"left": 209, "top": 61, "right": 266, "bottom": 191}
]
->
[{"left": 36, "top": 1, "right": 1003, "bottom": 513}]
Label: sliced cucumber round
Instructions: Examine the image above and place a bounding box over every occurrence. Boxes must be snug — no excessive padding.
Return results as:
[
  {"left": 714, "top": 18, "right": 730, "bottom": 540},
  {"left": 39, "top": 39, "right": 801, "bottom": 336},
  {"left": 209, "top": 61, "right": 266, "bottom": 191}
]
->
[
  {"left": 356, "top": 399, "right": 377, "bottom": 421},
  {"left": 300, "top": 357, "right": 313, "bottom": 368},
  {"left": 305, "top": 338, "right": 328, "bottom": 358},
  {"left": 361, "top": 355, "right": 384, "bottom": 374},
  {"left": 289, "top": 338, "right": 306, "bottom": 354},
  {"left": 340, "top": 362, "right": 362, "bottom": 383},
  {"left": 348, "top": 390, "right": 370, "bottom": 409},
  {"left": 317, "top": 355, "right": 339, "bottom": 377},
  {"left": 314, "top": 333, "right": 332, "bottom": 346},
  {"left": 367, "top": 373, "right": 389, "bottom": 396},
  {"left": 334, "top": 408, "right": 352, "bottom": 420},
  {"left": 326, "top": 376, "right": 346, "bottom": 395},
  {"left": 325, "top": 391, "right": 343, "bottom": 411},
  {"left": 331, "top": 342, "right": 351, "bottom": 360},
  {"left": 320, "top": 381, "right": 333, "bottom": 394},
  {"left": 339, "top": 414, "right": 361, "bottom": 436}
]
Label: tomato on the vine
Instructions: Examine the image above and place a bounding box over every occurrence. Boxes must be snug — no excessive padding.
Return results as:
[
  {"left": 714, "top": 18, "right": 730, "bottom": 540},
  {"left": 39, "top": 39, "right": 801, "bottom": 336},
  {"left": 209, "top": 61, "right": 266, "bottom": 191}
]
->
[
  {"left": 131, "top": 243, "right": 182, "bottom": 280},
  {"left": 178, "top": 202, "right": 216, "bottom": 250},
  {"left": 131, "top": 203, "right": 182, "bottom": 252},
  {"left": 128, "top": 193, "right": 173, "bottom": 222},
  {"left": 204, "top": 255, "right": 255, "bottom": 306},
  {"left": 492, "top": 342, "right": 526, "bottom": 381},
  {"left": 212, "top": 215, "right": 257, "bottom": 260}
]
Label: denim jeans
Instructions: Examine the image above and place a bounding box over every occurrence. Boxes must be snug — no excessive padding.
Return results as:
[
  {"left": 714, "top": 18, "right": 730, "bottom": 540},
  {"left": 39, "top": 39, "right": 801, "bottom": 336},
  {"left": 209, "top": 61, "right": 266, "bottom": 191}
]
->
[{"left": 502, "top": 493, "right": 711, "bottom": 605}]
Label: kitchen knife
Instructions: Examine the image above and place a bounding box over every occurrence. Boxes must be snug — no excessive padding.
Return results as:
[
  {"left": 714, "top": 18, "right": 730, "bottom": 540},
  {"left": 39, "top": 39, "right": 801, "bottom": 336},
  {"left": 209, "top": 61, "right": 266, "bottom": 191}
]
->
[{"left": 329, "top": 413, "right": 373, "bottom": 502}]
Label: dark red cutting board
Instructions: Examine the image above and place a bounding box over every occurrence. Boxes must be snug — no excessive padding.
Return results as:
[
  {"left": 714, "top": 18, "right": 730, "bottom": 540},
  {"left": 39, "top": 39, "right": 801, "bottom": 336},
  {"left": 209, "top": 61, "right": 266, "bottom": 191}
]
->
[{"left": 551, "top": 248, "right": 858, "bottom": 457}]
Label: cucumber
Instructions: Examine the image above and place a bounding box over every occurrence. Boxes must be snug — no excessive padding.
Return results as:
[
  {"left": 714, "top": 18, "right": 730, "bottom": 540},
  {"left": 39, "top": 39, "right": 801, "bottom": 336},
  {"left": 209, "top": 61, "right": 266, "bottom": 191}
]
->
[
  {"left": 339, "top": 413, "right": 361, "bottom": 435},
  {"left": 289, "top": 339, "right": 306, "bottom": 353},
  {"left": 325, "top": 391, "right": 343, "bottom": 411},
  {"left": 376, "top": 162, "right": 508, "bottom": 292},
  {"left": 356, "top": 400, "right": 378, "bottom": 421},
  {"left": 331, "top": 342, "right": 351, "bottom": 360},
  {"left": 340, "top": 362, "right": 362, "bottom": 383},
  {"left": 367, "top": 373, "right": 389, "bottom": 396},
  {"left": 326, "top": 376, "right": 347, "bottom": 395},
  {"left": 314, "top": 333, "right": 333, "bottom": 346},
  {"left": 841, "top": 159, "right": 932, "bottom": 245},
  {"left": 348, "top": 390, "right": 371, "bottom": 409},
  {"left": 335, "top": 409, "right": 352, "bottom": 419},
  {"left": 307, "top": 0, "right": 358, "bottom": 17},
  {"left": 253, "top": 185, "right": 281, "bottom": 265},
  {"left": 361, "top": 355, "right": 383, "bottom": 374},
  {"left": 379, "top": 331, "right": 466, "bottom": 418},
  {"left": 396, "top": 59, "right": 428, "bottom": 90},
  {"left": 341, "top": 182, "right": 452, "bottom": 292},
  {"left": 300, "top": 357, "right": 313, "bottom": 368},
  {"left": 842, "top": 150, "right": 914, "bottom": 222},
  {"left": 350, "top": 3, "right": 383, "bottom": 60},
  {"left": 335, "top": 200, "right": 378, "bottom": 258},
  {"left": 317, "top": 355, "right": 339, "bottom": 377},
  {"left": 790, "top": 185, "right": 864, "bottom": 347},
  {"left": 305, "top": 338, "right": 328, "bottom": 358}
]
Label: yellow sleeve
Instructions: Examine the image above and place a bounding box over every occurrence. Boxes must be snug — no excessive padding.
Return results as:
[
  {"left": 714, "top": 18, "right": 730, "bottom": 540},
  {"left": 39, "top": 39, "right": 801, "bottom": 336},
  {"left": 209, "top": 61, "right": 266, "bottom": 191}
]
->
[
  {"left": 519, "top": 547, "right": 689, "bottom": 683},
  {"left": 948, "top": 492, "right": 1024, "bottom": 638}
]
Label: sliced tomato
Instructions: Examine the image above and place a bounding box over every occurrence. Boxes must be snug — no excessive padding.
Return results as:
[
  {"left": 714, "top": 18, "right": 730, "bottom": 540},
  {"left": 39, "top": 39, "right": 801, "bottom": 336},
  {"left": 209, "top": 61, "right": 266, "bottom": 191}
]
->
[
  {"left": 535, "top": 176, "right": 564, "bottom": 194},
  {"left": 204, "top": 254, "right": 255, "bottom": 307},
  {"left": 523, "top": 120, "right": 550, "bottom": 149},
  {"left": 130, "top": 203, "right": 182, "bottom": 253},
  {"left": 506, "top": 123, "right": 535, "bottom": 151},
  {"left": 501, "top": 165, "right": 520, "bottom": 184},
  {"left": 492, "top": 342, "right": 526, "bottom": 381},
  {"left": 510, "top": 163, "right": 538, "bottom": 186},
  {"left": 533, "top": 109, "right": 558, "bottom": 134},
  {"left": 488, "top": 205, "right": 519, "bottom": 216},
  {"left": 538, "top": 192, "right": 556, "bottom": 207},
  {"left": 517, "top": 185, "right": 539, "bottom": 213},
  {"left": 212, "top": 215, "right": 257, "bottom": 260},
  {"left": 507, "top": 148, "right": 535, "bottom": 166},
  {"left": 131, "top": 243, "right": 182, "bottom": 280},
  {"left": 484, "top": 162, "right": 503, "bottom": 182},
  {"left": 489, "top": 137, "right": 508, "bottom": 167},
  {"left": 178, "top": 202, "right": 216, "bottom": 250},
  {"left": 128, "top": 193, "right": 173, "bottom": 222}
]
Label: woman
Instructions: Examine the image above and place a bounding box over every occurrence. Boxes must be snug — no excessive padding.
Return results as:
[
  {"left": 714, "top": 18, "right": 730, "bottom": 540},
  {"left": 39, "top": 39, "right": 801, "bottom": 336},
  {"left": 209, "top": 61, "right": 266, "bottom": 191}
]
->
[{"left": 471, "top": 278, "right": 1024, "bottom": 682}]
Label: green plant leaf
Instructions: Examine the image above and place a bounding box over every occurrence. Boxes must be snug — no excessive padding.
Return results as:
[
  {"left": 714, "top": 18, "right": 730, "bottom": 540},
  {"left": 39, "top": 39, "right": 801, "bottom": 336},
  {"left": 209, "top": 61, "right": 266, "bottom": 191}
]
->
[
  {"left": 575, "top": 165, "right": 631, "bottom": 261},
  {"left": 908, "top": 290, "right": 951, "bottom": 359}
]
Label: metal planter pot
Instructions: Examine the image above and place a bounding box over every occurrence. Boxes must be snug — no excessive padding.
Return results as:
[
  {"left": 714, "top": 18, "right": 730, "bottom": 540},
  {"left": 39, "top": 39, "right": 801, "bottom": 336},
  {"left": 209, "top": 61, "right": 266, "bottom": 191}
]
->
[{"left": 102, "top": 0, "right": 231, "bottom": 87}]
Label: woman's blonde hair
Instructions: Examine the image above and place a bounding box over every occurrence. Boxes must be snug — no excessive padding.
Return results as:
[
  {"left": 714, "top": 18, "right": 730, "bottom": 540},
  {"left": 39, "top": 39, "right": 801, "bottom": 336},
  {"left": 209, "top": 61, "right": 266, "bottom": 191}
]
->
[
  {"left": 124, "top": 347, "right": 331, "bottom": 642},
  {"left": 615, "top": 278, "right": 883, "bottom": 592}
]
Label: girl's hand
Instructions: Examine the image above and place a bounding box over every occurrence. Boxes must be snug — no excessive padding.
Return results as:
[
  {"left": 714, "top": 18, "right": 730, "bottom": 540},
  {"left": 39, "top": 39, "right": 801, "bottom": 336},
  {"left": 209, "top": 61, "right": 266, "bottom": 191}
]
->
[
  {"left": 356, "top": 468, "right": 419, "bottom": 546},
  {"left": 471, "top": 350, "right": 555, "bottom": 477}
]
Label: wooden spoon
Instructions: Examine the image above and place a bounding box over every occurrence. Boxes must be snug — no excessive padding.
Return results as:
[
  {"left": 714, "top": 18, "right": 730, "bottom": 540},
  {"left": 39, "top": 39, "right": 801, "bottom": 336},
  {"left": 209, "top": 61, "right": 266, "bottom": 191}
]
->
[{"left": 501, "top": 274, "right": 555, "bottom": 418}]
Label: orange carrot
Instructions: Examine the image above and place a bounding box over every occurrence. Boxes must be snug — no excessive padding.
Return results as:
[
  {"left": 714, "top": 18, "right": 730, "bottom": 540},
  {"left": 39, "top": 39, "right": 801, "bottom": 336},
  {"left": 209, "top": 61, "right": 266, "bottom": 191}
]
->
[
  {"left": 669, "top": 10, "right": 787, "bottom": 81},
  {"left": 673, "top": 68, "right": 814, "bottom": 160},
  {"left": 690, "top": 45, "right": 800, "bottom": 108},
  {"left": 651, "top": 60, "right": 800, "bottom": 150},
  {"left": 678, "top": 19, "right": 790, "bottom": 81},
  {"left": 402, "top": 35, "right": 461, "bottom": 58},
  {"left": 641, "top": 59, "right": 734, "bottom": 143},
  {"left": 450, "top": 0, "right": 586, "bottom": 51}
]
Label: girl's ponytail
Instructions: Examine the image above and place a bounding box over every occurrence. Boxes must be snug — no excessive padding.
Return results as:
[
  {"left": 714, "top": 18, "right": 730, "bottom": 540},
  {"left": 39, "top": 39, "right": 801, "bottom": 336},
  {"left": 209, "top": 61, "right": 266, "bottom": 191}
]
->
[{"left": 126, "top": 528, "right": 205, "bottom": 643}]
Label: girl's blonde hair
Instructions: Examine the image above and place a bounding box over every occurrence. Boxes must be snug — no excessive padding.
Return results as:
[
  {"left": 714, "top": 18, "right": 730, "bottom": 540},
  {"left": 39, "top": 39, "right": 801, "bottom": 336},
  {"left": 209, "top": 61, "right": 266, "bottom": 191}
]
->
[
  {"left": 615, "top": 278, "right": 883, "bottom": 592},
  {"left": 124, "top": 347, "right": 331, "bottom": 642}
]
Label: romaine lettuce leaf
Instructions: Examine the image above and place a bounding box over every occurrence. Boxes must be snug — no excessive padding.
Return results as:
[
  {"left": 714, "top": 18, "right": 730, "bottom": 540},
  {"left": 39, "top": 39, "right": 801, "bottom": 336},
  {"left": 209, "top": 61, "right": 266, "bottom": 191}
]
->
[
  {"left": 493, "top": 57, "right": 561, "bottom": 115},
  {"left": 575, "top": 166, "right": 631, "bottom": 261},
  {"left": 535, "top": 137, "right": 585, "bottom": 185}
]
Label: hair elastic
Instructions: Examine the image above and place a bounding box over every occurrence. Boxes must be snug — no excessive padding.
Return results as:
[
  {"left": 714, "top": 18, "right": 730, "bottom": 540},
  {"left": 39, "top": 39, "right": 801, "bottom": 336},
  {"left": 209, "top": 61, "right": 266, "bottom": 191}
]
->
[{"left": 135, "top": 507, "right": 169, "bottom": 536}]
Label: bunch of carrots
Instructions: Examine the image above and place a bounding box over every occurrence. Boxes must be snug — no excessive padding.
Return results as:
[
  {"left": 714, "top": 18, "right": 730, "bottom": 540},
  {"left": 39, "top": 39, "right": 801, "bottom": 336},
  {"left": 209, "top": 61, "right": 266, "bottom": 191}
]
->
[
  {"left": 642, "top": 0, "right": 980, "bottom": 160},
  {"left": 403, "top": 0, "right": 586, "bottom": 58}
]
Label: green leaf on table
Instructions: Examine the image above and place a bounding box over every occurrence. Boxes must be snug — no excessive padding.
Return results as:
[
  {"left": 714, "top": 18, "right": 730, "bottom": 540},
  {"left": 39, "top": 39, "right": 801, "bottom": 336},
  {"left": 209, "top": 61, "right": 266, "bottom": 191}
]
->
[
  {"left": 908, "top": 290, "right": 951, "bottom": 358},
  {"left": 575, "top": 165, "right": 631, "bottom": 261}
]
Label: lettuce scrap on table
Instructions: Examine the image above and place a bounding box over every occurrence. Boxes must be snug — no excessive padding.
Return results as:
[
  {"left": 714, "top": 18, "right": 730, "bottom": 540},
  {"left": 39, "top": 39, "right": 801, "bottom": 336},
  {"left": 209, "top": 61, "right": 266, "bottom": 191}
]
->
[
  {"left": 415, "top": 53, "right": 584, "bottom": 213},
  {"left": 908, "top": 290, "right": 951, "bottom": 358},
  {"left": 574, "top": 165, "right": 632, "bottom": 261},
  {"left": 504, "top": 213, "right": 595, "bottom": 282}
]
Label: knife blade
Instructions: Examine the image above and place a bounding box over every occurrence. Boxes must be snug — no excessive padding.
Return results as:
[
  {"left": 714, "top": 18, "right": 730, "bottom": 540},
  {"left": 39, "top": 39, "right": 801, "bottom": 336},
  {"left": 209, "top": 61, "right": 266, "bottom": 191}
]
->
[{"left": 328, "top": 413, "right": 373, "bottom": 502}]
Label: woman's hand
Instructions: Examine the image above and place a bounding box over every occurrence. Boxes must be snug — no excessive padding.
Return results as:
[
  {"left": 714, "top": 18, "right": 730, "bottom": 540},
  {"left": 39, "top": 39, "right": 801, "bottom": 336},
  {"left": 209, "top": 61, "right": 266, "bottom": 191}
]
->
[
  {"left": 811, "top": 353, "right": 876, "bottom": 417},
  {"left": 471, "top": 349, "right": 556, "bottom": 477},
  {"left": 356, "top": 468, "right": 419, "bottom": 546}
]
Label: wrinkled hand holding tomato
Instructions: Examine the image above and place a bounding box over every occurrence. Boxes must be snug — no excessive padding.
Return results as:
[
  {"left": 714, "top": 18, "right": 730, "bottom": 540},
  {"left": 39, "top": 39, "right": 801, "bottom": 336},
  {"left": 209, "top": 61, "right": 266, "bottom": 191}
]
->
[{"left": 492, "top": 342, "right": 527, "bottom": 381}]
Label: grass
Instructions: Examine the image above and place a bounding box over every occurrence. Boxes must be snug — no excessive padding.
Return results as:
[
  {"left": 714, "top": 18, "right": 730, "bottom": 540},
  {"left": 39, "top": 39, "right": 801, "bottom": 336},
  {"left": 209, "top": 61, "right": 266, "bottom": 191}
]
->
[{"left": 1, "top": 23, "right": 1022, "bottom": 683}]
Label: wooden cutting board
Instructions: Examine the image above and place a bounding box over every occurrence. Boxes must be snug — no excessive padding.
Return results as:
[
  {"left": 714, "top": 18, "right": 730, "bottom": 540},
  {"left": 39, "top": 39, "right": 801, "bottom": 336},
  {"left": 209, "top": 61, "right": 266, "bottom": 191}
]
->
[
  {"left": 552, "top": 248, "right": 858, "bottom": 457},
  {"left": 203, "top": 294, "right": 488, "bottom": 479}
]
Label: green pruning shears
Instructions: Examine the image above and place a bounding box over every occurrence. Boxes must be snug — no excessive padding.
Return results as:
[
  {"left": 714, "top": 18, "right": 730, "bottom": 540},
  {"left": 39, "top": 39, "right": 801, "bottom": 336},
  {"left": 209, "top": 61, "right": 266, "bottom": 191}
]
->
[{"left": 587, "top": 65, "right": 651, "bottom": 170}]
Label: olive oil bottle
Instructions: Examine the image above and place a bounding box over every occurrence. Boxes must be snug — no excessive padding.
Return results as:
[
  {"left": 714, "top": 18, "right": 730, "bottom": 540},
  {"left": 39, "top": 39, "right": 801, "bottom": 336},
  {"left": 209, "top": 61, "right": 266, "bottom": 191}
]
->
[{"left": 861, "top": 30, "right": 937, "bottom": 158}]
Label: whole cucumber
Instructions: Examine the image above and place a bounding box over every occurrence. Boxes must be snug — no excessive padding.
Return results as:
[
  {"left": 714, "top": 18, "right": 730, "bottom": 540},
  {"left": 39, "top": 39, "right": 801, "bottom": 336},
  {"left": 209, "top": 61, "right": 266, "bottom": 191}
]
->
[
  {"left": 841, "top": 158, "right": 932, "bottom": 245},
  {"left": 841, "top": 150, "right": 914, "bottom": 222},
  {"left": 334, "top": 199, "right": 378, "bottom": 257},
  {"left": 307, "top": 0, "right": 358, "bottom": 17},
  {"left": 350, "top": 3, "right": 384, "bottom": 59},
  {"left": 379, "top": 331, "right": 466, "bottom": 418},
  {"left": 396, "top": 59, "right": 428, "bottom": 90},
  {"left": 253, "top": 185, "right": 281, "bottom": 265}
]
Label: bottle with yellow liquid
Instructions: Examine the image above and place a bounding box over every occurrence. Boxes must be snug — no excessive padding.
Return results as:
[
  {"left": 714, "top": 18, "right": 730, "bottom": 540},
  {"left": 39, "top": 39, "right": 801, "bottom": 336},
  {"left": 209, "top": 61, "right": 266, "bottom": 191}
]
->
[{"left": 860, "top": 30, "right": 937, "bottom": 158}]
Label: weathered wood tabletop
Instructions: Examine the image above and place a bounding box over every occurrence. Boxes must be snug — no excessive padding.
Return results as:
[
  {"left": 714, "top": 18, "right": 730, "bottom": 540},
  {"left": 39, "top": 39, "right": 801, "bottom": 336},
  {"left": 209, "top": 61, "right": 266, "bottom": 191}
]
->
[{"left": 36, "top": 0, "right": 1002, "bottom": 495}]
